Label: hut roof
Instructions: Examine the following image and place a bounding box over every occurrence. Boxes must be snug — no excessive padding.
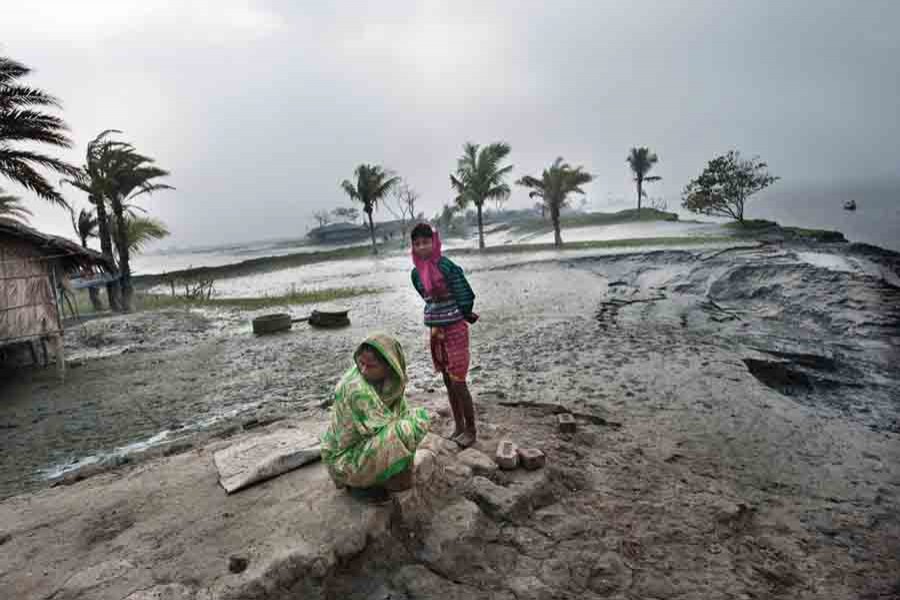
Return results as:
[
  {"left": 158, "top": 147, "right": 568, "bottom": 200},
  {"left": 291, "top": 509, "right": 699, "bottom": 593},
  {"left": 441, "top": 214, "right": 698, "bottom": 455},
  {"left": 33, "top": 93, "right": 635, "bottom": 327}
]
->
[{"left": 0, "top": 220, "right": 114, "bottom": 272}]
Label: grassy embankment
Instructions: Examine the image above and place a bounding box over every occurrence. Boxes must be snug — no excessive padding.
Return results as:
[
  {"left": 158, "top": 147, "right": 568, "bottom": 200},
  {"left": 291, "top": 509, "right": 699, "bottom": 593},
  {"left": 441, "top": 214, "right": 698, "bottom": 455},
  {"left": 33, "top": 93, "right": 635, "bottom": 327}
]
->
[
  {"left": 724, "top": 219, "right": 846, "bottom": 242},
  {"left": 64, "top": 286, "right": 380, "bottom": 318}
]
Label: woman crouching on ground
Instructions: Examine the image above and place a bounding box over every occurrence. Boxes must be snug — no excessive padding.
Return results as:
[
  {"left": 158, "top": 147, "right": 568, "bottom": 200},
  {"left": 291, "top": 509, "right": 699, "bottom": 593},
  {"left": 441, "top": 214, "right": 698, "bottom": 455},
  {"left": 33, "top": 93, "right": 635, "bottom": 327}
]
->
[{"left": 321, "top": 333, "right": 429, "bottom": 501}]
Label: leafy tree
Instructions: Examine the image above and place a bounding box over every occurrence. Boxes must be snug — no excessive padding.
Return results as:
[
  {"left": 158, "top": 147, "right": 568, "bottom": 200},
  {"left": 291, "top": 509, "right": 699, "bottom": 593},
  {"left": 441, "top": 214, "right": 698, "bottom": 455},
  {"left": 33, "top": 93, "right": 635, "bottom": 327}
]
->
[
  {"left": 682, "top": 151, "right": 779, "bottom": 223},
  {"left": 433, "top": 203, "right": 457, "bottom": 234},
  {"left": 313, "top": 210, "right": 331, "bottom": 228},
  {"left": 385, "top": 181, "right": 419, "bottom": 246},
  {"left": 626, "top": 147, "right": 661, "bottom": 211},
  {"left": 340, "top": 164, "right": 400, "bottom": 254},
  {"left": 331, "top": 206, "right": 360, "bottom": 223},
  {"left": 450, "top": 142, "right": 513, "bottom": 249},
  {"left": 516, "top": 157, "right": 593, "bottom": 247},
  {"left": 0, "top": 56, "right": 77, "bottom": 205}
]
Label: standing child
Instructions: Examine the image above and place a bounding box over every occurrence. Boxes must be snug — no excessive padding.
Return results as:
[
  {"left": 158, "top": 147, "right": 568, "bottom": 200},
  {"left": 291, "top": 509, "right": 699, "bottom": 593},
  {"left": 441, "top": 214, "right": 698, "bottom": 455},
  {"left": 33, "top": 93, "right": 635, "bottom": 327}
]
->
[{"left": 410, "top": 223, "right": 480, "bottom": 448}]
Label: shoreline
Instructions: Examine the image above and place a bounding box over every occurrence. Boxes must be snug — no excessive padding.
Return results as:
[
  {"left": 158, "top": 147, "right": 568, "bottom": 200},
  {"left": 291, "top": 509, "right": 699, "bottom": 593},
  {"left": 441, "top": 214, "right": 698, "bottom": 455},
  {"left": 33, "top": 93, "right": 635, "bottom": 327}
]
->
[{"left": 132, "top": 215, "right": 874, "bottom": 290}]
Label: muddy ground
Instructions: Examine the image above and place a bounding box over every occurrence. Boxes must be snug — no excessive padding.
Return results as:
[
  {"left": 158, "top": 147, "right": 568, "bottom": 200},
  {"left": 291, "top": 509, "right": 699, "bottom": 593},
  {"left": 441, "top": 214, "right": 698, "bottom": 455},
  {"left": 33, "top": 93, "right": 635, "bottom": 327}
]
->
[{"left": 1, "top": 239, "right": 898, "bottom": 598}]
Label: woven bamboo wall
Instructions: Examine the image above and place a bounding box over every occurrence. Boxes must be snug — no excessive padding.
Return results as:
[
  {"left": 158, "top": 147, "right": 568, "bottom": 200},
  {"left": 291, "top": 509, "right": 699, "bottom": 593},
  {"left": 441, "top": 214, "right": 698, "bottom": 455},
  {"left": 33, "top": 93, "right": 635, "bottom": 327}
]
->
[{"left": 0, "top": 237, "right": 60, "bottom": 342}]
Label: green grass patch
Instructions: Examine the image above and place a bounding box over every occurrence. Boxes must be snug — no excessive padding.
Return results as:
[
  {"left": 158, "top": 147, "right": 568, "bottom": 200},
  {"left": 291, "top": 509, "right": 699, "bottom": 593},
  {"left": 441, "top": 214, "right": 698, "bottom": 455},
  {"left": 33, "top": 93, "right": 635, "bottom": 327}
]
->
[
  {"left": 62, "top": 286, "right": 380, "bottom": 318},
  {"left": 448, "top": 235, "right": 741, "bottom": 256},
  {"left": 781, "top": 227, "right": 846, "bottom": 243},
  {"left": 509, "top": 208, "right": 679, "bottom": 235},
  {"left": 135, "top": 286, "right": 381, "bottom": 311},
  {"left": 724, "top": 219, "right": 779, "bottom": 230},
  {"left": 132, "top": 242, "right": 402, "bottom": 289},
  {"left": 721, "top": 220, "right": 846, "bottom": 242}
]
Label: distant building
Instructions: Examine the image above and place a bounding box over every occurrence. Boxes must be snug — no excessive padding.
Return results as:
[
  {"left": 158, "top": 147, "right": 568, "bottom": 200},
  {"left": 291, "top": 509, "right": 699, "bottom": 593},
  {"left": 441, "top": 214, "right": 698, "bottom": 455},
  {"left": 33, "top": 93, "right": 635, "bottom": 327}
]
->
[{"left": 0, "top": 221, "right": 113, "bottom": 377}]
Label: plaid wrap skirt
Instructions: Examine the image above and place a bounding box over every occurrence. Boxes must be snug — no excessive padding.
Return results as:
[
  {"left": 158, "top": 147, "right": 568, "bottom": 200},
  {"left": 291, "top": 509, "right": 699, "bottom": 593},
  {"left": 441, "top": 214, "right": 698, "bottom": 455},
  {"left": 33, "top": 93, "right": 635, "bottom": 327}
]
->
[{"left": 430, "top": 320, "right": 470, "bottom": 382}]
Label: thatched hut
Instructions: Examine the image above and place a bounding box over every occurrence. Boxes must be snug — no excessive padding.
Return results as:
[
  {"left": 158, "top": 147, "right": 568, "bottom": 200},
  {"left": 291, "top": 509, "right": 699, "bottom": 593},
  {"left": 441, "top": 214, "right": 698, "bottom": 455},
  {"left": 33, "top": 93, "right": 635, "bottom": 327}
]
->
[{"left": 0, "top": 220, "right": 113, "bottom": 377}]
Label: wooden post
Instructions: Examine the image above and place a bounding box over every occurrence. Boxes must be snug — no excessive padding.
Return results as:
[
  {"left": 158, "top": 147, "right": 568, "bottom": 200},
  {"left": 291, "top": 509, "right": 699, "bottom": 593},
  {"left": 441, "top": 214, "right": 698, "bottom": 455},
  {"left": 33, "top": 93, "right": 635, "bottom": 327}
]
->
[
  {"left": 49, "top": 265, "right": 66, "bottom": 379},
  {"left": 29, "top": 340, "right": 39, "bottom": 366},
  {"left": 51, "top": 334, "right": 65, "bottom": 381}
]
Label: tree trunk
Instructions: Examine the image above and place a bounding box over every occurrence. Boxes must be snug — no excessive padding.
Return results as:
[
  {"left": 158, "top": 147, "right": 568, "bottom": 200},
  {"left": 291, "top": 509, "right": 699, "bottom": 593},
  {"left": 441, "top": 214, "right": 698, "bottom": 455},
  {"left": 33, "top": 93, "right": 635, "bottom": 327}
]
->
[
  {"left": 80, "top": 237, "right": 105, "bottom": 312},
  {"left": 112, "top": 199, "right": 134, "bottom": 312},
  {"left": 637, "top": 178, "right": 643, "bottom": 211},
  {"left": 367, "top": 209, "right": 378, "bottom": 255},
  {"left": 94, "top": 196, "right": 122, "bottom": 311},
  {"left": 477, "top": 203, "right": 485, "bottom": 250},
  {"left": 552, "top": 204, "right": 563, "bottom": 247},
  {"left": 87, "top": 286, "right": 102, "bottom": 312}
]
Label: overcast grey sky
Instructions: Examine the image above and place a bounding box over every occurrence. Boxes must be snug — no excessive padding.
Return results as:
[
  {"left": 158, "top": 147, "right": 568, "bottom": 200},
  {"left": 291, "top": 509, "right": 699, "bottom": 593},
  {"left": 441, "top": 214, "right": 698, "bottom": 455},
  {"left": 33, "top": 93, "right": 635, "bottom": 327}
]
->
[{"left": 3, "top": 0, "right": 898, "bottom": 248}]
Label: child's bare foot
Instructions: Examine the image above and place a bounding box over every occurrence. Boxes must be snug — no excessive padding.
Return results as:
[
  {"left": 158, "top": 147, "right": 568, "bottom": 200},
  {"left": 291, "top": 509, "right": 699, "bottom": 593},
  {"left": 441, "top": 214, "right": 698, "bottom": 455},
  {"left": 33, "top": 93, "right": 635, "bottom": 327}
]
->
[{"left": 455, "top": 430, "right": 477, "bottom": 448}]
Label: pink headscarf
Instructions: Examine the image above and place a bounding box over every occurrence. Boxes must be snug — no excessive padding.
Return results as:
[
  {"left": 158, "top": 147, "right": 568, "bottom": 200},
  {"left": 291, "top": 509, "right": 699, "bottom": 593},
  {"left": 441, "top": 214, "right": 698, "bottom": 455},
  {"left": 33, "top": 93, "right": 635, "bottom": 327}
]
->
[{"left": 411, "top": 226, "right": 443, "bottom": 296}]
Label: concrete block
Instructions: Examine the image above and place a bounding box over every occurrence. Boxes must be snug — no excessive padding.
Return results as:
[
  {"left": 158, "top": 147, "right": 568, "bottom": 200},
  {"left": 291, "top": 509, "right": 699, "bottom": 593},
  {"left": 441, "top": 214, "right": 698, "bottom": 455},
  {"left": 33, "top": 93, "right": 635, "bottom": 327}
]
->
[
  {"left": 557, "top": 413, "right": 576, "bottom": 433},
  {"left": 517, "top": 448, "right": 546, "bottom": 470},
  {"left": 495, "top": 440, "right": 519, "bottom": 470}
]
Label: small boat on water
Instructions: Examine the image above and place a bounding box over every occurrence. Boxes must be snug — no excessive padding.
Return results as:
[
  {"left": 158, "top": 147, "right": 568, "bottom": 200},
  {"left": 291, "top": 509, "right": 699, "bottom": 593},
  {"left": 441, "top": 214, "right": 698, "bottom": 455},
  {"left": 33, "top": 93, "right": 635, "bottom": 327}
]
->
[{"left": 843, "top": 200, "right": 857, "bottom": 211}]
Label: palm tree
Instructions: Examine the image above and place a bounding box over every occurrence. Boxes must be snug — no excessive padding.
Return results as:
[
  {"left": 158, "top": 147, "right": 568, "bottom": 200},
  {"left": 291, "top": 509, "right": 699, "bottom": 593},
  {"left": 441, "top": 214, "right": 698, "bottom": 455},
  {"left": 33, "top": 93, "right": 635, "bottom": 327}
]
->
[
  {"left": 69, "top": 207, "right": 104, "bottom": 311},
  {"left": 122, "top": 215, "right": 169, "bottom": 254},
  {"left": 340, "top": 164, "right": 400, "bottom": 255},
  {"left": 103, "top": 144, "right": 173, "bottom": 311},
  {"left": 450, "top": 142, "right": 513, "bottom": 249},
  {"left": 0, "top": 56, "right": 77, "bottom": 205},
  {"left": 62, "top": 131, "right": 173, "bottom": 311},
  {"left": 0, "top": 188, "right": 32, "bottom": 223},
  {"left": 62, "top": 130, "right": 125, "bottom": 310},
  {"left": 516, "top": 157, "right": 593, "bottom": 247},
  {"left": 626, "top": 147, "right": 661, "bottom": 211}
]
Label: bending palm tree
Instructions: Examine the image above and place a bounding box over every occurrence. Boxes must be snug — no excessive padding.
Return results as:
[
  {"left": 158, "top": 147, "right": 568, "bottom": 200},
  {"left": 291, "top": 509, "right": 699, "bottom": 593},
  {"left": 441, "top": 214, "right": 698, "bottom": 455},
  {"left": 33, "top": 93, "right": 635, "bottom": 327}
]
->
[
  {"left": 71, "top": 207, "right": 98, "bottom": 247},
  {"left": 516, "top": 157, "right": 593, "bottom": 247},
  {"left": 103, "top": 144, "right": 173, "bottom": 311},
  {"left": 450, "top": 142, "right": 513, "bottom": 250},
  {"left": 62, "top": 130, "right": 126, "bottom": 310},
  {"left": 62, "top": 131, "right": 173, "bottom": 311},
  {"left": 626, "top": 147, "right": 661, "bottom": 211},
  {"left": 0, "top": 188, "right": 32, "bottom": 223},
  {"left": 340, "top": 164, "right": 400, "bottom": 255},
  {"left": 122, "top": 215, "right": 169, "bottom": 254},
  {"left": 69, "top": 207, "right": 104, "bottom": 311},
  {"left": 0, "top": 56, "right": 77, "bottom": 205}
]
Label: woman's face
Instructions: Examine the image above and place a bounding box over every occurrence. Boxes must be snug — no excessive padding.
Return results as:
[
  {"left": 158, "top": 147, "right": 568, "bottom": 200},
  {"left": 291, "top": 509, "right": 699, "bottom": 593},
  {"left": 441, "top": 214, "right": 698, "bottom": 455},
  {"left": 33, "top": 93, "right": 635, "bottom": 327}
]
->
[
  {"left": 412, "top": 235, "right": 434, "bottom": 260},
  {"left": 356, "top": 348, "right": 389, "bottom": 384}
]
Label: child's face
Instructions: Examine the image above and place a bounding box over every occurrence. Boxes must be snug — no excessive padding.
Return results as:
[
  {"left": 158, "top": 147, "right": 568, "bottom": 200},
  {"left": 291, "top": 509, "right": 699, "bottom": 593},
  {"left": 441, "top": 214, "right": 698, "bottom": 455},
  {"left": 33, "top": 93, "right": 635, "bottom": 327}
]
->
[
  {"left": 412, "top": 235, "right": 434, "bottom": 259},
  {"left": 356, "top": 348, "right": 389, "bottom": 384}
]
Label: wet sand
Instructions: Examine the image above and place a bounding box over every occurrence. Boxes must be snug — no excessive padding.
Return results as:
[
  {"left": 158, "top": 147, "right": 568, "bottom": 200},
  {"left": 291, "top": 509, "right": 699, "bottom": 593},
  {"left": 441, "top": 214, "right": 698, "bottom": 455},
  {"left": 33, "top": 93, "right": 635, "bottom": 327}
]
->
[{"left": 1, "top": 237, "right": 898, "bottom": 598}]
